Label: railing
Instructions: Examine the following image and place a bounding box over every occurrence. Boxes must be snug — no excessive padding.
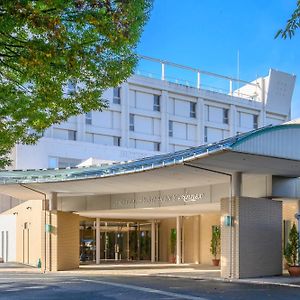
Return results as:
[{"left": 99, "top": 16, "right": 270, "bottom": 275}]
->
[{"left": 136, "top": 55, "right": 261, "bottom": 101}]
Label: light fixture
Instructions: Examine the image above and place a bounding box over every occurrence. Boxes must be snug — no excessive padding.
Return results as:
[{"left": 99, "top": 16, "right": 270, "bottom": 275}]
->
[
  {"left": 26, "top": 206, "right": 32, "bottom": 210},
  {"left": 13, "top": 212, "right": 18, "bottom": 215}
]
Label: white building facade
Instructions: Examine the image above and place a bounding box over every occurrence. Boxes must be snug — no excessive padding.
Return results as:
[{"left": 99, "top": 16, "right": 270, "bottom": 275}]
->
[{"left": 10, "top": 57, "right": 296, "bottom": 169}]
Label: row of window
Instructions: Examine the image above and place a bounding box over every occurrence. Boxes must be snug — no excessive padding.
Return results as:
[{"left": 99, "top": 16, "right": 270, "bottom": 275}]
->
[{"left": 113, "top": 87, "right": 198, "bottom": 118}]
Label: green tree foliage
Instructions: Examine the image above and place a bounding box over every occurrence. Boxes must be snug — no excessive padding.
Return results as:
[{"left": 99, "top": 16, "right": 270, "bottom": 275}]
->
[
  {"left": 276, "top": 0, "right": 300, "bottom": 39},
  {"left": 210, "top": 226, "right": 220, "bottom": 259},
  {"left": 284, "top": 223, "right": 299, "bottom": 266},
  {"left": 0, "top": 0, "right": 152, "bottom": 167}
]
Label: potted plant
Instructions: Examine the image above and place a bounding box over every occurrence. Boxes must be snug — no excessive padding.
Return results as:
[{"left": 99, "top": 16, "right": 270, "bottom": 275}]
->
[
  {"left": 169, "top": 228, "right": 176, "bottom": 263},
  {"left": 284, "top": 223, "right": 300, "bottom": 276},
  {"left": 210, "top": 226, "right": 221, "bottom": 266}
]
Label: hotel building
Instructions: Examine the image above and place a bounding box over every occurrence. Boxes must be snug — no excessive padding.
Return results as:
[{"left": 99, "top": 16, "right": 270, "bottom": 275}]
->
[
  {"left": 9, "top": 56, "right": 296, "bottom": 169},
  {"left": 0, "top": 57, "right": 298, "bottom": 279}
]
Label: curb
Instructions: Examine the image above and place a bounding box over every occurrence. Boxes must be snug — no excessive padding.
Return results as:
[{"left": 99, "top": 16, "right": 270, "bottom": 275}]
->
[{"left": 150, "top": 273, "right": 300, "bottom": 288}]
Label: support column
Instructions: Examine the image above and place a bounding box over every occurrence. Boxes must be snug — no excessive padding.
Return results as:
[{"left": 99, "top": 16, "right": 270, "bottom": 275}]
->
[
  {"left": 176, "top": 216, "right": 182, "bottom": 264},
  {"left": 127, "top": 222, "right": 130, "bottom": 261},
  {"left": 104, "top": 222, "right": 108, "bottom": 261},
  {"left": 232, "top": 172, "right": 242, "bottom": 197},
  {"left": 151, "top": 220, "right": 155, "bottom": 263},
  {"left": 155, "top": 221, "right": 159, "bottom": 261},
  {"left": 137, "top": 223, "right": 140, "bottom": 260},
  {"left": 49, "top": 192, "right": 57, "bottom": 211},
  {"left": 96, "top": 218, "right": 100, "bottom": 264}
]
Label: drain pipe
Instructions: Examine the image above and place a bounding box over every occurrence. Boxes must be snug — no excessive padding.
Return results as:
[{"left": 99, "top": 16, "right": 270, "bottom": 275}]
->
[
  {"left": 183, "top": 163, "right": 235, "bottom": 279},
  {"left": 19, "top": 184, "right": 48, "bottom": 274}
]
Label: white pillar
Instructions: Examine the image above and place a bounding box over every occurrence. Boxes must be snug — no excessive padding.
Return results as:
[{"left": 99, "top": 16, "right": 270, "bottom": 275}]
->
[
  {"left": 120, "top": 83, "right": 129, "bottom": 147},
  {"left": 232, "top": 172, "right": 242, "bottom": 197},
  {"left": 96, "top": 218, "right": 100, "bottom": 264},
  {"left": 155, "top": 221, "right": 159, "bottom": 261},
  {"left": 160, "top": 91, "right": 169, "bottom": 152},
  {"left": 229, "top": 80, "right": 233, "bottom": 96},
  {"left": 127, "top": 222, "right": 130, "bottom": 261},
  {"left": 76, "top": 114, "right": 85, "bottom": 141},
  {"left": 229, "top": 104, "right": 237, "bottom": 137},
  {"left": 259, "top": 77, "right": 266, "bottom": 127},
  {"left": 176, "top": 216, "right": 182, "bottom": 264},
  {"left": 197, "top": 71, "right": 201, "bottom": 89},
  {"left": 196, "top": 97, "right": 204, "bottom": 145},
  {"left": 151, "top": 220, "right": 155, "bottom": 263},
  {"left": 161, "top": 63, "right": 165, "bottom": 80},
  {"left": 49, "top": 192, "right": 57, "bottom": 211}
]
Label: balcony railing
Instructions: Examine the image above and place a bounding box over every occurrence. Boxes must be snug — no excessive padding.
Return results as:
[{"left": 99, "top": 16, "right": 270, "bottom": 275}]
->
[{"left": 136, "top": 55, "right": 261, "bottom": 101}]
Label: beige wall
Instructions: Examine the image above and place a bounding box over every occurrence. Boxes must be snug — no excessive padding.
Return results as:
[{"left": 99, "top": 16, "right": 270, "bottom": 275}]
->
[
  {"left": 159, "top": 214, "right": 220, "bottom": 264},
  {"left": 42, "top": 211, "right": 79, "bottom": 271},
  {"left": 200, "top": 214, "right": 220, "bottom": 265},
  {"left": 5, "top": 200, "right": 43, "bottom": 267},
  {"left": 283, "top": 201, "right": 298, "bottom": 222},
  {"left": 6, "top": 200, "right": 79, "bottom": 271},
  {"left": 159, "top": 218, "right": 176, "bottom": 262}
]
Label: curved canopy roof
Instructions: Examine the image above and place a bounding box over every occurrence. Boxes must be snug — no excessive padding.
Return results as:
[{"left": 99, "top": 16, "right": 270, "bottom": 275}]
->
[{"left": 0, "top": 123, "right": 300, "bottom": 186}]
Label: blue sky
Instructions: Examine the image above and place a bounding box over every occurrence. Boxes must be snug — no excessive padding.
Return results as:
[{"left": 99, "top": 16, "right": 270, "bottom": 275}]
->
[{"left": 137, "top": 0, "right": 300, "bottom": 118}]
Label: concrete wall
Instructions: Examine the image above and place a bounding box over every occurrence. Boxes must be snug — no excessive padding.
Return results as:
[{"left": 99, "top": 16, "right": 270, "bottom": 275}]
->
[
  {"left": 221, "top": 197, "right": 282, "bottom": 279},
  {"left": 0, "top": 215, "right": 16, "bottom": 262}
]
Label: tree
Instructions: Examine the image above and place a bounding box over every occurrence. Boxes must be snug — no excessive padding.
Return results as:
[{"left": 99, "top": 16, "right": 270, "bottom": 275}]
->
[
  {"left": 0, "top": 0, "right": 152, "bottom": 167},
  {"left": 276, "top": 0, "right": 300, "bottom": 39},
  {"left": 284, "top": 223, "right": 299, "bottom": 266}
]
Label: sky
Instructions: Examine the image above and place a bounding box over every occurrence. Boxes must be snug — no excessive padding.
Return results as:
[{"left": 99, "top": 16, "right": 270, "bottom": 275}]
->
[{"left": 136, "top": 0, "right": 300, "bottom": 119}]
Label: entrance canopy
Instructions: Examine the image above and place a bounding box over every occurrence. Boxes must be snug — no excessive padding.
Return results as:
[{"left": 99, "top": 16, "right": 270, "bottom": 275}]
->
[{"left": 0, "top": 123, "right": 300, "bottom": 200}]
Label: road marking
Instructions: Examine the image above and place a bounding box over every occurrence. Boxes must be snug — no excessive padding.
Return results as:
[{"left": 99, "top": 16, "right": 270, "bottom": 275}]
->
[{"left": 79, "top": 279, "right": 207, "bottom": 300}]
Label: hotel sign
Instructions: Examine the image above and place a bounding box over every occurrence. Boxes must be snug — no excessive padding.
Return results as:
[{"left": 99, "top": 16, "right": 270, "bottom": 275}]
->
[{"left": 111, "top": 191, "right": 206, "bottom": 209}]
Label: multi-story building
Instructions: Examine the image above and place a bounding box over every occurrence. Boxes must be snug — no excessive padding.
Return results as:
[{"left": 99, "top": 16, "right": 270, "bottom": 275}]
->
[{"left": 10, "top": 56, "right": 296, "bottom": 169}]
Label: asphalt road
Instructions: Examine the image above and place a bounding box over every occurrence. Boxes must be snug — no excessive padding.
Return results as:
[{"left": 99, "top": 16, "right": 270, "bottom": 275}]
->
[{"left": 1, "top": 271, "right": 300, "bottom": 299}]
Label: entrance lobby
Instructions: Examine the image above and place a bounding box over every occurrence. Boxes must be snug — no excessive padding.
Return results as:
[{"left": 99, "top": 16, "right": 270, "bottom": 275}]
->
[{"left": 80, "top": 220, "right": 153, "bottom": 263}]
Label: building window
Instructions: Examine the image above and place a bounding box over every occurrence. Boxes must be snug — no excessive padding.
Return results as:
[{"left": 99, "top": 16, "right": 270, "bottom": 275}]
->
[
  {"left": 129, "top": 114, "right": 135, "bottom": 131},
  {"left": 169, "top": 120, "right": 173, "bottom": 137},
  {"left": 190, "top": 102, "right": 196, "bottom": 118},
  {"left": 48, "top": 157, "right": 58, "bottom": 168},
  {"left": 113, "top": 87, "right": 121, "bottom": 104},
  {"left": 253, "top": 115, "right": 258, "bottom": 129},
  {"left": 113, "top": 136, "right": 121, "bottom": 147},
  {"left": 154, "top": 142, "right": 161, "bottom": 152},
  {"left": 153, "top": 95, "right": 160, "bottom": 111},
  {"left": 223, "top": 108, "right": 229, "bottom": 124},
  {"left": 205, "top": 105, "right": 210, "bottom": 121},
  {"left": 68, "top": 130, "right": 77, "bottom": 141},
  {"left": 204, "top": 127, "right": 208, "bottom": 143},
  {"left": 85, "top": 112, "right": 92, "bottom": 125}
]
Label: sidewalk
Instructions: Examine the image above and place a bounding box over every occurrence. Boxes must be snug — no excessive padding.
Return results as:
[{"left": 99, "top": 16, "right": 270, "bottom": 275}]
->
[{"left": 152, "top": 270, "right": 300, "bottom": 288}]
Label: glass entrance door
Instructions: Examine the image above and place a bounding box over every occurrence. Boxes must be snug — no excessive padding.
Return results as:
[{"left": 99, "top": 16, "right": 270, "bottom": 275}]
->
[{"left": 80, "top": 220, "right": 153, "bottom": 263}]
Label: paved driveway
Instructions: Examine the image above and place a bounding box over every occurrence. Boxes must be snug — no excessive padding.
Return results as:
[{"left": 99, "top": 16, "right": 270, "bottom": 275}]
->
[{"left": 0, "top": 263, "right": 300, "bottom": 299}]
